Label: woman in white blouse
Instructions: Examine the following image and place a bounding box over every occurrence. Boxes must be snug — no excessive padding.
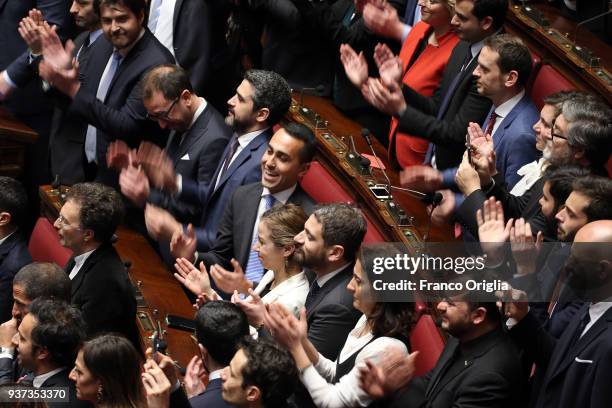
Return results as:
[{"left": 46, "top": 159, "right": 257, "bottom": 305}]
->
[
  {"left": 174, "top": 204, "right": 309, "bottom": 322},
  {"left": 266, "top": 244, "right": 416, "bottom": 408}
]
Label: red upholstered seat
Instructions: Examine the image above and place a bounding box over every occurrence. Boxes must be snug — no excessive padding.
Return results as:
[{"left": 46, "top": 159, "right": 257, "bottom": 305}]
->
[
  {"left": 529, "top": 65, "right": 575, "bottom": 110},
  {"left": 525, "top": 51, "right": 542, "bottom": 94},
  {"left": 28, "top": 217, "right": 72, "bottom": 268},
  {"left": 300, "top": 161, "right": 386, "bottom": 243},
  {"left": 410, "top": 313, "right": 444, "bottom": 377}
]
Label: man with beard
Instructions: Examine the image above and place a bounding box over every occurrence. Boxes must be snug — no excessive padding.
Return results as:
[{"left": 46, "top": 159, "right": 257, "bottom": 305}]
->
[
  {"left": 456, "top": 92, "right": 611, "bottom": 239},
  {"left": 506, "top": 220, "right": 612, "bottom": 408},
  {"left": 140, "top": 70, "right": 291, "bottom": 261}
]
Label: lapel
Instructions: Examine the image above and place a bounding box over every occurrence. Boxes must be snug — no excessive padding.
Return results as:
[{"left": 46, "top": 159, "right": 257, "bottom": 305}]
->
[
  {"left": 399, "top": 23, "right": 430, "bottom": 77},
  {"left": 69, "top": 246, "right": 106, "bottom": 298},
  {"left": 175, "top": 105, "right": 210, "bottom": 164},
  {"left": 86, "top": 37, "right": 113, "bottom": 94},
  {"left": 546, "top": 303, "right": 589, "bottom": 379},
  {"left": 0, "top": 0, "right": 8, "bottom": 13},
  {"left": 425, "top": 338, "right": 460, "bottom": 398},
  {"left": 550, "top": 305, "right": 612, "bottom": 380},
  {"left": 243, "top": 184, "right": 264, "bottom": 236},
  {"left": 173, "top": 0, "right": 184, "bottom": 32},
  {"left": 492, "top": 94, "right": 528, "bottom": 148},
  {"left": 106, "top": 30, "right": 149, "bottom": 98},
  {"left": 306, "top": 264, "right": 352, "bottom": 318},
  {"left": 0, "top": 232, "right": 18, "bottom": 262},
  {"left": 214, "top": 130, "right": 270, "bottom": 193}
]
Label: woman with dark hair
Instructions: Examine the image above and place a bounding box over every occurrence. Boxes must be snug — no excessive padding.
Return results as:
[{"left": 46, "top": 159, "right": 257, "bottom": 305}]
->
[
  {"left": 69, "top": 334, "right": 146, "bottom": 407},
  {"left": 266, "top": 244, "right": 415, "bottom": 408}
]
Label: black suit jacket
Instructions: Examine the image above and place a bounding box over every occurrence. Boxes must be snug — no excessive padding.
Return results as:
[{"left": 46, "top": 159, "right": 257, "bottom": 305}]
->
[
  {"left": 42, "top": 368, "right": 92, "bottom": 408},
  {"left": 397, "top": 40, "right": 492, "bottom": 169},
  {"left": 189, "top": 378, "right": 233, "bottom": 408},
  {"left": 390, "top": 328, "right": 525, "bottom": 408},
  {"left": 52, "top": 30, "right": 174, "bottom": 184},
  {"left": 511, "top": 306, "right": 612, "bottom": 408},
  {"left": 148, "top": 103, "right": 231, "bottom": 223},
  {"left": 0, "top": 232, "right": 31, "bottom": 322},
  {"left": 67, "top": 243, "right": 139, "bottom": 349},
  {"left": 199, "top": 182, "right": 315, "bottom": 272}
]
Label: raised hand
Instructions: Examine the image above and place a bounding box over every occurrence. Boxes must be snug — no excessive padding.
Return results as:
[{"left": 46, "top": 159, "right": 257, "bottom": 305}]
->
[
  {"left": 358, "top": 349, "right": 418, "bottom": 399},
  {"left": 18, "top": 9, "right": 45, "bottom": 54},
  {"left": 142, "top": 358, "right": 171, "bottom": 408},
  {"left": 107, "top": 140, "right": 135, "bottom": 171},
  {"left": 193, "top": 291, "right": 221, "bottom": 310},
  {"left": 496, "top": 286, "right": 529, "bottom": 322},
  {"left": 119, "top": 165, "right": 150, "bottom": 207},
  {"left": 340, "top": 43, "right": 368, "bottom": 89},
  {"left": 430, "top": 189, "right": 455, "bottom": 226},
  {"left": 232, "top": 288, "right": 266, "bottom": 327},
  {"left": 477, "top": 197, "right": 513, "bottom": 264},
  {"left": 374, "top": 43, "right": 402, "bottom": 87},
  {"left": 0, "top": 318, "right": 18, "bottom": 347},
  {"left": 144, "top": 204, "right": 181, "bottom": 241},
  {"left": 455, "top": 151, "right": 481, "bottom": 196},
  {"left": 209, "top": 259, "right": 252, "bottom": 295},
  {"left": 467, "top": 122, "right": 496, "bottom": 185},
  {"left": 170, "top": 224, "right": 197, "bottom": 263},
  {"left": 137, "top": 142, "right": 177, "bottom": 193},
  {"left": 363, "top": 2, "right": 405, "bottom": 42},
  {"left": 263, "top": 304, "right": 307, "bottom": 351},
  {"left": 174, "top": 258, "right": 213, "bottom": 297},
  {"left": 184, "top": 355, "right": 207, "bottom": 398},
  {"left": 399, "top": 165, "right": 443, "bottom": 193},
  {"left": 510, "top": 218, "right": 543, "bottom": 276},
  {"left": 364, "top": 78, "right": 406, "bottom": 116},
  {"left": 40, "top": 24, "right": 73, "bottom": 70}
]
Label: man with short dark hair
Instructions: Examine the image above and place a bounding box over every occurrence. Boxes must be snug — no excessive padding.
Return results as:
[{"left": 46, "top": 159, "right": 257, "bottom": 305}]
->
[
  {"left": 142, "top": 69, "right": 292, "bottom": 260},
  {"left": 0, "top": 177, "right": 31, "bottom": 322},
  {"left": 12, "top": 299, "right": 86, "bottom": 406},
  {"left": 54, "top": 182, "right": 138, "bottom": 347},
  {"left": 39, "top": 0, "right": 175, "bottom": 185},
  {"left": 173, "top": 123, "right": 317, "bottom": 295},
  {"left": 117, "top": 64, "right": 231, "bottom": 223},
  {"left": 221, "top": 337, "right": 299, "bottom": 408},
  {"left": 187, "top": 301, "right": 250, "bottom": 408}
]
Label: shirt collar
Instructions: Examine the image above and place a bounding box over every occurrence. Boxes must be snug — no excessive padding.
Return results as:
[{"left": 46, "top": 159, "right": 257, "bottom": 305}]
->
[
  {"left": 208, "top": 368, "right": 223, "bottom": 381},
  {"left": 588, "top": 301, "right": 612, "bottom": 324},
  {"left": 89, "top": 29, "right": 103, "bottom": 45},
  {"left": 316, "top": 263, "right": 350, "bottom": 287},
  {"left": 236, "top": 128, "right": 268, "bottom": 148},
  {"left": 0, "top": 230, "right": 16, "bottom": 246},
  {"left": 261, "top": 184, "right": 297, "bottom": 205},
  {"left": 470, "top": 29, "right": 503, "bottom": 59},
  {"left": 73, "top": 249, "right": 97, "bottom": 269},
  {"left": 494, "top": 89, "right": 525, "bottom": 120},
  {"left": 33, "top": 367, "right": 66, "bottom": 388},
  {"left": 189, "top": 97, "right": 208, "bottom": 129},
  {"left": 116, "top": 28, "right": 145, "bottom": 58}
]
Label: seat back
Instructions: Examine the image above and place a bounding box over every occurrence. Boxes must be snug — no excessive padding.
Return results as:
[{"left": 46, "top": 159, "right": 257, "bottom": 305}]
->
[
  {"left": 525, "top": 51, "right": 542, "bottom": 95},
  {"left": 529, "top": 65, "right": 575, "bottom": 110},
  {"left": 300, "top": 161, "right": 386, "bottom": 243},
  {"left": 410, "top": 313, "right": 445, "bottom": 377},
  {"left": 28, "top": 217, "right": 72, "bottom": 268}
]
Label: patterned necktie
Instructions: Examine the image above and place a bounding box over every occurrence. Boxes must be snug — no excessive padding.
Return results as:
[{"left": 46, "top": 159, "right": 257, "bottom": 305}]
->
[
  {"left": 244, "top": 194, "right": 277, "bottom": 284},
  {"left": 483, "top": 110, "right": 498, "bottom": 136},
  {"left": 220, "top": 137, "right": 240, "bottom": 175},
  {"left": 148, "top": 0, "right": 163, "bottom": 33},
  {"left": 84, "top": 51, "right": 122, "bottom": 163}
]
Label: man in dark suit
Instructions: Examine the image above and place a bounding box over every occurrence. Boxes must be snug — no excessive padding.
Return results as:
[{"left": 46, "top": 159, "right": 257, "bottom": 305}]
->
[
  {"left": 186, "top": 123, "right": 318, "bottom": 294},
  {"left": 0, "top": 263, "right": 72, "bottom": 385},
  {"left": 0, "top": 177, "right": 32, "bottom": 323},
  {"left": 11, "top": 298, "right": 88, "bottom": 407},
  {"left": 53, "top": 182, "right": 138, "bottom": 348},
  {"left": 0, "top": 0, "right": 72, "bottom": 188},
  {"left": 365, "top": 0, "right": 509, "bottom": 169},
  {"left": 373, "top": 295, "right": 524, "bottom": 408},
  {"left": 117, "top": 64, "right": 231, "bottom": 224},
  {"left": 38, "top": 0, "right": 175, "bottom": 185},
  {"left": 507, "top": 220, "right": 612, "bottom": 408},
  {"left": 141, "top": 70, "right": 292, "bottom": 261}
]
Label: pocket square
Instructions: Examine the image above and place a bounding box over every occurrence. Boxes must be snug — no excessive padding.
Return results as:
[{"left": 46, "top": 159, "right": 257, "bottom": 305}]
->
[
  {"left": 575, "top": 357, "right": 593, "bottom": 364},
  {"left": 180, "top": 153, "right": 190, "bottom": 160}
]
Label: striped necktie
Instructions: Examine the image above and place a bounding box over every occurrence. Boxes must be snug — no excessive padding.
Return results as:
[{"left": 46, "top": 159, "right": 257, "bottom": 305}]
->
[{"left": 244, "top": 194, "right": 277, "bottom": 284}]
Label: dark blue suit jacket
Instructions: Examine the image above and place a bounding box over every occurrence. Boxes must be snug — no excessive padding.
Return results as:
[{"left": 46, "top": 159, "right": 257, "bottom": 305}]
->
[
  {"left": 180, "top": 129, "right": 271, "bottom": 252},
  {"left": 53, "top": 30, "right": 175, "bottom": 185},
  {"left": 190, "top": 378, "right": 233, "bottom": 408},
  {"left": 0, "top": 232, "right": 31, "bottom": 322},
  {"left": 487, "top": 94, "right": 540, "bottom": 189},
  {"left": 148, "top": 103, "right": 231, "bottom": 224}
]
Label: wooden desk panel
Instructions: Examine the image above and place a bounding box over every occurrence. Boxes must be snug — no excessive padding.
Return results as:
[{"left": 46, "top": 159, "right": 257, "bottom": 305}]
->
[
  {"left": 39, "top": 186, "right": 198, "bottom": 367},
  {"left": 0, "top": 106, "right": 38, "bottom": 178}
]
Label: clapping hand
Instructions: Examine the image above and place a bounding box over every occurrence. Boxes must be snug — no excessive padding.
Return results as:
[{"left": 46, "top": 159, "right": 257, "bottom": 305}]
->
[
  {"left": 477, "top": 197, "right": 513, "bottom": 265},
  {"left": 18, "top": 9, "right": 45, "bottom": 54},
  {"left": 399, "top": 165, "right": 443, "bottom": 193},
  {"left": 363, "top": 78, "right": 406, "bottom": 116},
  {"left": 144, "top": 204, "right": 181, "bottom": 241},
  {"left": 340, "top": 44, "right": 368, "bottom": 89},
  {"left": 170, "top": 224, "right": 197, "bottom": 263},
  {"left": 107, "top": 140, "right": 135, "bottom": 171},
  {"left": 209, "top": 259, "right": 252, "bottom": 295},
  {"left": 363, "top": 1, "right": 404, "bottom": 42},
  {"left": 232, "top": 288, "right": 266, "bottom": 327},
  {"left": 184, "top": 355, "right": 207, "bottom": 398},
  {"left": 358, "top": 349, "right": 419, "bottom": 399},
  {"left": 264, "top": 304, "right": 307, "bottom": 352},
  {"left": 510, "top": 218, "right": 543, "bottom": 276},
  {"left": 174, "top": 258, "right": 214, "bottom": 297},
  {"left": 374, "top": 43, "right": 402, "bottom": 87},
  {"left": 137, "top": 142, "right": 177, "bottom": 193},
  {"left": 455, "top": 151, "right": 481, "bottom": 196},
  {"left": 142, "top": 358, "right": 172, "bottom": 408}
]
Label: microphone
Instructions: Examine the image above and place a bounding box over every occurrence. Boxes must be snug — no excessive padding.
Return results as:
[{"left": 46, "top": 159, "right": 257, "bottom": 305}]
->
[
  {"left": 298, "top": 85, "right": 326, "bottom": 107},
  {"left": 362, "top": 128, "right": 392, "bottom": 195}
]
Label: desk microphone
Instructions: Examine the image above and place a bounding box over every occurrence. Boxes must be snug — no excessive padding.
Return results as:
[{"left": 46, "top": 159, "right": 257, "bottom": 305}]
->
[
  {"left": 361, "top": 128, "right": 392, "bottom": 195},
  {"left": 298, "top": 85, "right": 326, "bottom": 107}
]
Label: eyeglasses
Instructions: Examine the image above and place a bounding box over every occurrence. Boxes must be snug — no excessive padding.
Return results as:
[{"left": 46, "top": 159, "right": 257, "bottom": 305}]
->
[
  {"left": 146, "top": 97, "right": 179, "bottom": 121},
  {"left": 56, "top": 214, "right": 80, "bottom": 229}
]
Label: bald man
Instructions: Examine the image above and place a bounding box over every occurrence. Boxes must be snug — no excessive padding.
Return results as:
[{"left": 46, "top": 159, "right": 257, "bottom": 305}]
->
[{"left": 508, "top": 220, "right": 612, "bottom": 408}]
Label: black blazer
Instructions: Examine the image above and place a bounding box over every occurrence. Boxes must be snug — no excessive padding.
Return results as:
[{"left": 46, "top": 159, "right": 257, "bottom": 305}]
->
[
  {"left": 305, "top": 264, "right": 361, "bottom": 361},
  {"left": 66, "top": 243, "right": 139, "bottom": 349},
  {"left": 148, "top": 103, "right": 231, "bottom": 223},
  {"left": 397, "top": 40, "right": 492, "bottom": 169},
  {"left": 0, "top": 232, "right": 31, "bottom": 322},
  {"left": 390, "top": 328, "right": 525, "bottom": 408},
  {"left": 199, "top": 182, "right": 315, "bottom": 272},
  {"left": 511, "top": 306, "right": 612, "bottom": 408},
  {"left": 52, "top": 30, "right": 174, "bottom": 184},
  {"left": 189, "top": 378, "right": 233, "bottom": 408},
  {"left": 42, "top": 368, "right": 92, "bottom": 408}
]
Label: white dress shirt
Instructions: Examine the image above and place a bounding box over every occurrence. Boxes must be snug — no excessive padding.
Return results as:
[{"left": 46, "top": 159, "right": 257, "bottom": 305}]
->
[
  {"left": 150, "top": 0, "right": 177, "bottom": 56},
  {"left": 33, "top": 367, "right": 66, "bottom": 388},
  {"left": 68, "top": 249, "right": 96, "bottom": 280}
]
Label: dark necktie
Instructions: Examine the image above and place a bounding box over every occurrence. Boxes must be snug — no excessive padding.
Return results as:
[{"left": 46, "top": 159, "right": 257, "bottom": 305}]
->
[
  {"left": 220, "top": 137, "right": 240, "bottom": 175},
  {"left": 568, "top": 308, "right": 591, "bottom": 350},
  {"left": 483, "top": 110, "right": 498, "bottom": 136},
  {"left": 305, "top": 280, "right": 321, "bottom": 309}
]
